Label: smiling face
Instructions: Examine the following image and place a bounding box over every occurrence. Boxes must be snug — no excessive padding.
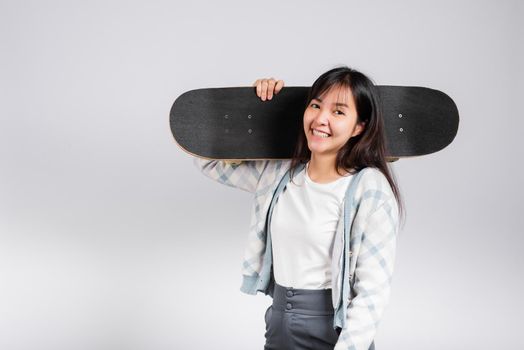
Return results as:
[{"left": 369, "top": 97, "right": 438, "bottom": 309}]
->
[{"left": 303, "top": 84, "right": 366, "bottom": 157}]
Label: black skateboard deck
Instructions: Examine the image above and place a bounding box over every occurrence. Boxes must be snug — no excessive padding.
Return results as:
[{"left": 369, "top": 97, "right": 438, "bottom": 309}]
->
[{"left": 170, "top": 86, "right": 459, "bottom": 161}]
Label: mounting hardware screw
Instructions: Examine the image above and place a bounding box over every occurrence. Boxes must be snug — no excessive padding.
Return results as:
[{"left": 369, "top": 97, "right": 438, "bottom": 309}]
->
[
  {"left": 224, "top": 115, "right": 229, "bottom": 119},
  {"left": 399, "top": 114, "right": 403, "bottom": 118},
  {"left": 248, "top": 115, "right": 252, "bottom": 119},
  {"left": 248, "top": 129, "right": 253, "bottom": 134},
  {"left": 399, "top": 128, "right": 404, "bottom": 132}
]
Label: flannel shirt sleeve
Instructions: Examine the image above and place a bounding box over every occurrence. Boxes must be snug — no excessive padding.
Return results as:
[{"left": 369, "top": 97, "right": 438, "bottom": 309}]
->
[
  {"left": 334, "top": 196, "right": 399, "bottom": 350},
  {"left": 192, "top": 157, "right": 270, "bottom": 193}
]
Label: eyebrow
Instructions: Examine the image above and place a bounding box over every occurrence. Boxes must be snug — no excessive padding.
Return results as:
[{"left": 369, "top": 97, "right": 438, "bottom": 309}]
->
[{"left": 312, "top": 97, "right": 349, "bottom": 108}]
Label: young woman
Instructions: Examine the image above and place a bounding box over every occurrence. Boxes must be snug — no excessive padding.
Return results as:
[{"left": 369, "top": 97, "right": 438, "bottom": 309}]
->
[{"left": 193, "top": 66, "right": 404, "bottom": 350}]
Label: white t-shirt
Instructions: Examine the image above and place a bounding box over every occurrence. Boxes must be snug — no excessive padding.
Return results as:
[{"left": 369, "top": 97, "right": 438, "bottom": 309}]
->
[{"left": 270, "top": 161, "right": 354, "bottom": 289}]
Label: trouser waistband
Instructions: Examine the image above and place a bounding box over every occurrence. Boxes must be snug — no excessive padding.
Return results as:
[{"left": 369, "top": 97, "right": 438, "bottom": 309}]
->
[{"left": 271, "top": 282, "right": 334, "bottom": 316}]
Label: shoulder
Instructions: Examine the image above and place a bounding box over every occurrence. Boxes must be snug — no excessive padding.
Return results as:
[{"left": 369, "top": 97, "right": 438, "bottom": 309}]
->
[
  {"left": 353, "top": 167, "right": 396, "bottom": 211},
  {"left": 253, "top": 159, "right": 292, "bottom": 178},
  {"left": 357, "top": 167, "right": 394, "bottom": 195},
  {"left": 246, "top": 159, "right": 293, "bottom": 187},
  {"left": 270, "top": 159, "right": 293, "bottom": 172},
  {"left": 227, "top": 159, "right": 291, "bottom": 173}
]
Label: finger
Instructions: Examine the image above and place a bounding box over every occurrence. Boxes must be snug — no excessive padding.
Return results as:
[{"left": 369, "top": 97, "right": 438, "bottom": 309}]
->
[
  {"left": 252, "top": 79, "right": 260, "bottom": 97},
  {"left": 261, "top": 80, "right": 269, "bottom": 101},
  {"left": 267, "top": 79, "right": 276, "bottom": 100},
  {"left": 274, "top": 80, "right": 284, "bottom": 94},
  {"left": 255, "top": 80, "right": 262, "bottom": 97}
]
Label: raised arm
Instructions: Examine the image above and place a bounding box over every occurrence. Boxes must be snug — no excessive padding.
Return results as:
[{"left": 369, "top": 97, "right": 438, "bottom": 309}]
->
[
  {"left": 192, "top": 158, "right": 271, "bottom": 193},
  {"left": 192, "top": 77, "right": 285, "bottom": 193}
]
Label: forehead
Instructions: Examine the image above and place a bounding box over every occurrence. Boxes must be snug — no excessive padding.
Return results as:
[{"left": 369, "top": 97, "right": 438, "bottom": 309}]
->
[{"left": 316, "top": 84, "right": 354, "bottom": 105}]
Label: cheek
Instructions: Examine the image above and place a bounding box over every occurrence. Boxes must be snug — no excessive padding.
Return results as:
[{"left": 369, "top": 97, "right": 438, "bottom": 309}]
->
[
  {"left": 303, "top": 113, "right": 312, "bottom": 129},
  {"left": 333, "top": 121, "right": 350, "bottom": 138}
]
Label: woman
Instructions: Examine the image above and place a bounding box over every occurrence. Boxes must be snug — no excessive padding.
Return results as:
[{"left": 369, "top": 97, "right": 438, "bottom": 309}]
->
[{"left": 193, "top": 66, "right": 404, "bottom": 350}]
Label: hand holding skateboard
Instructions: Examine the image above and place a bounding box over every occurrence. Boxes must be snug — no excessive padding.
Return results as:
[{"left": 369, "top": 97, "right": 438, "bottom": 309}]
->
[{"left": 253, "top": 78, "right": 285, "bottom": 101}]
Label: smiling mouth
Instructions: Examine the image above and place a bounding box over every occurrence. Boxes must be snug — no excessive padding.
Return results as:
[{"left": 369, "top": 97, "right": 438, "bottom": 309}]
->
[{"left": 312, "top": 129, "right": 331, "bottom": 138}]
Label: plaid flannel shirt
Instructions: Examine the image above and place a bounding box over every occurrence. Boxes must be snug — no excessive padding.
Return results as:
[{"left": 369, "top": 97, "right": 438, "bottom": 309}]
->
[{"left": 193, "top": 158, "right": 399, "bottom": 350}]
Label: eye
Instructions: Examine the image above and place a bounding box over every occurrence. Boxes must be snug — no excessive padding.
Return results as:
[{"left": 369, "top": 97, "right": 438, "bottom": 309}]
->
[
  {"left": 335, "top": 110, "right": 345, "bottom": 115},
  {"left": 310, "top": 103, "right": 320, "bottom": 108}
]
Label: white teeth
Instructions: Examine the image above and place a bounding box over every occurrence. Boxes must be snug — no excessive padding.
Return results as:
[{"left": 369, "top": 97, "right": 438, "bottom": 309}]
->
[{"left": 312, "top": 129, "right": 330, "bottom": 138}]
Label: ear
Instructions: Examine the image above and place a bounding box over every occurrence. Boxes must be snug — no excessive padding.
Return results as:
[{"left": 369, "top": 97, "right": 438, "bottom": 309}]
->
[{"left": 351, "top": 121, "right": 366, "bottom": 137}]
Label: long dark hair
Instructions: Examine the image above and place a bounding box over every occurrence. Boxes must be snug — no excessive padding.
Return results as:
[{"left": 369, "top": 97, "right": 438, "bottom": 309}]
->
[{"left": 289, "top": 66, "right": 405, "bottom": 227}]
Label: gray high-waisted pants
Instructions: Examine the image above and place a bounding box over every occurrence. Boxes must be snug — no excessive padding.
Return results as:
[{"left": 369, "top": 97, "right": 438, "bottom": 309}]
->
[{"left": 264, "top": 282, "right": 375, "bottom": 350}]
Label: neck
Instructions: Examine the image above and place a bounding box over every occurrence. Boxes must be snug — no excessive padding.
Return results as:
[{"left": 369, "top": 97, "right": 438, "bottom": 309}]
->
[{"left": 307, "top": 153, "right": 347, "bottom": 183}]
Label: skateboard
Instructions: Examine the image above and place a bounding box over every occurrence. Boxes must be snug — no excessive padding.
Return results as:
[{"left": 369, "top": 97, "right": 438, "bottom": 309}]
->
[{"left": 169, "top": 86, "right": 459, "bottom": 161}]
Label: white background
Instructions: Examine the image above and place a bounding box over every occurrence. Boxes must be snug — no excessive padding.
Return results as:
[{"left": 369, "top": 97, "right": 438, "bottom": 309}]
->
[{"left": 1, "top": 0, "right": 522, "bottom": 349}]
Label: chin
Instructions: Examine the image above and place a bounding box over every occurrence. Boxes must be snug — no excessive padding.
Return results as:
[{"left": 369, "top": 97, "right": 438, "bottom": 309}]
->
[{"left": 307, "top": 144, "right": 329, "bottom": 155}]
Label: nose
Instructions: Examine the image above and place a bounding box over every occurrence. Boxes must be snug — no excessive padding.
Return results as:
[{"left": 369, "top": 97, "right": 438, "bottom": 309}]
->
[{"left": 313, "top": 107, "right": 330, "bottom": 126}]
